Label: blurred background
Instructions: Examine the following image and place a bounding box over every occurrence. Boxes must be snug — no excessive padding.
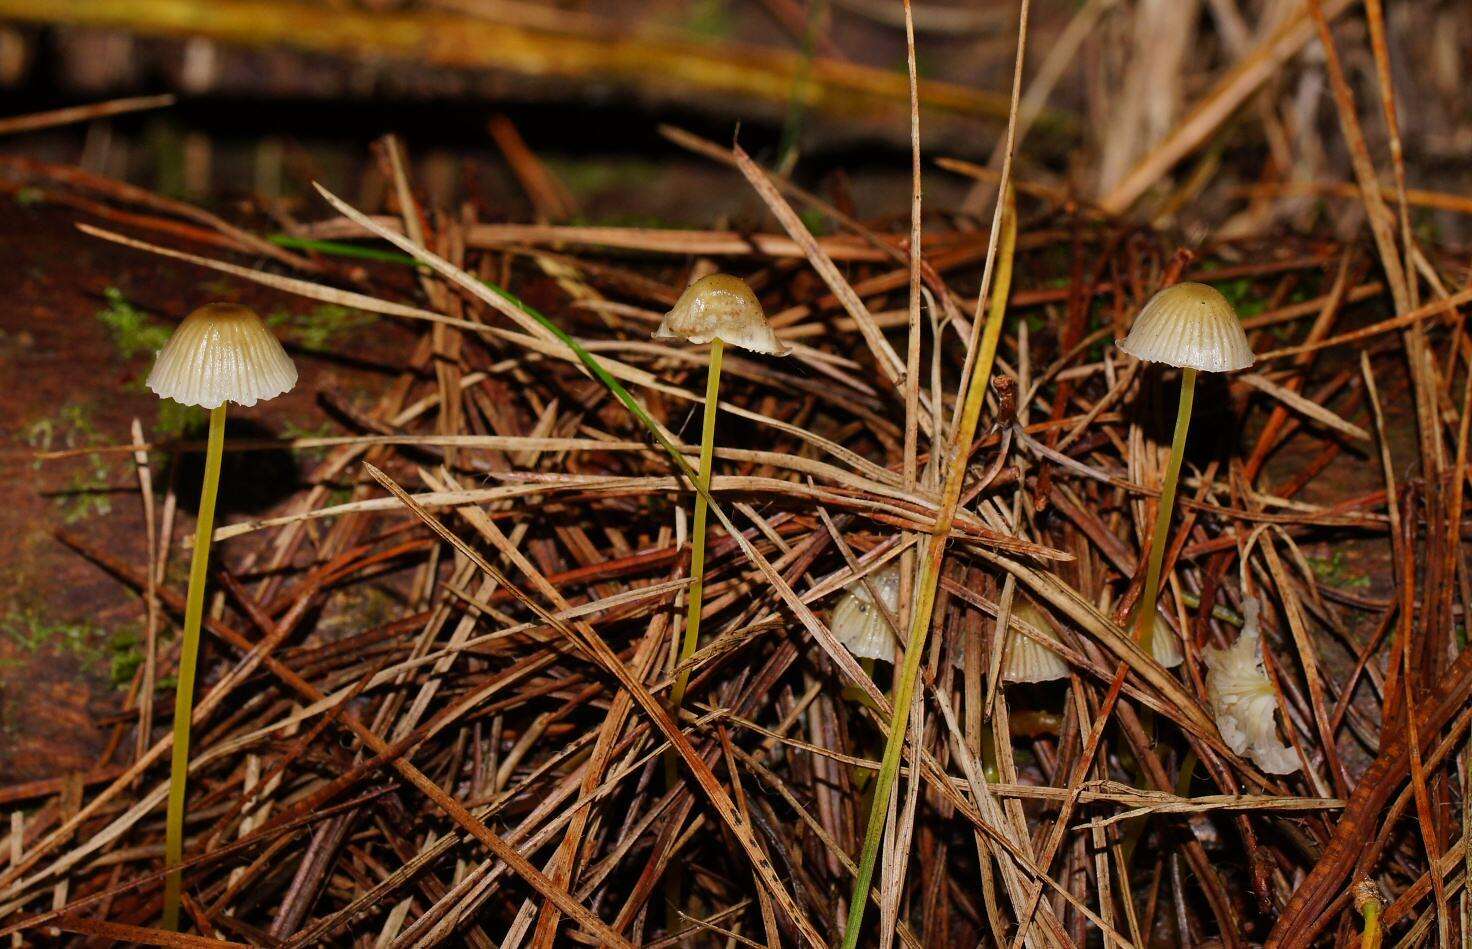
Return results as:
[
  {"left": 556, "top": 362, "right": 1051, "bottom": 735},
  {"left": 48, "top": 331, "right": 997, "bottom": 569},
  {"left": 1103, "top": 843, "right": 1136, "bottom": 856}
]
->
[{"left": 0, "top": 1, "right": 1467, "bottom": 236}]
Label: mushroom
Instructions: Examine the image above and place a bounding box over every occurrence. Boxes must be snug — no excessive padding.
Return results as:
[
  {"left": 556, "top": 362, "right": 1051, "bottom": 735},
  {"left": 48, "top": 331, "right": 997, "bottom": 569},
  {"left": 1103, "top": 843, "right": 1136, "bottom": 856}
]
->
[
  {"left": 1203, "top": 598, "right": 1299, "bottom": 775},
  {"left": 661, "top": 274, "right": 789, "bottom": 711},
  {"left": 654, "top": 273, "right": 791, "bottom": 356},
  {"left": 830, "top": 563, "right": 902, "bottom": 663},
  {"left": 1148, "top": 610, "right": 1185, "bottom": 668},
  {"left": 148, "top": 303, "right": 295, "bottom": 929},
  {"left": 1117, "top": 282, "right": 1252, "bottom": 655},
  {"left": 1125, "top": 606, "right": 1184, "bottom": 668},
  {"left": 1002, "top": 602, "right": 1070, "bottom": 683}
]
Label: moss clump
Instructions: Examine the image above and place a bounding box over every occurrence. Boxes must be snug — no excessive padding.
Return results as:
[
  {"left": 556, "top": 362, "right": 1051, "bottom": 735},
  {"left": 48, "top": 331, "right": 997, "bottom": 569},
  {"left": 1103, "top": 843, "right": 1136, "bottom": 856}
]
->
[
  {"left": 1, "top": 607, "right": 143, "bottom": 687},
  {"left": 1211, "top": 278, "right": 1266, "bottom": 318},
  {"left": 25, "top": 404, "right": 114, "bottom": 522},
  {"left": 1307, "top": 551, "right": 1371, "bottom": 590},
  {"left": 96, "top": 287, "right": 171, "bottom": 359},
  {"left": 268, "top": 304, "right": 375, "bottom": 351},
  {"left": 93, "top": 288, "right": 201, "bottom": 437}
]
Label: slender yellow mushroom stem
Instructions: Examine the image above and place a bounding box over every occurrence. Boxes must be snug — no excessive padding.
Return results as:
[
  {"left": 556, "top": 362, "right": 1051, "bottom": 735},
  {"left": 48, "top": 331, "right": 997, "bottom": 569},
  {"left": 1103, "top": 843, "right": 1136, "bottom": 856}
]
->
[
  {"left": 1353, "top": 879, "right": 1383, "bottom": 949},
  {"left": 670, "top": 337, "right": 724, "bottom": 712},
  {"left": 663, "top": 337, "right": 722, "bottom": 929},
  {"left": 1135, "top": 367, "right": 1196, "bottom": 654},
  {"left": 162, "top": 403, "right": 226, "bottom": 930},
  {"left": 842, "top": 187, "right": 1016, "bottom": 949}
]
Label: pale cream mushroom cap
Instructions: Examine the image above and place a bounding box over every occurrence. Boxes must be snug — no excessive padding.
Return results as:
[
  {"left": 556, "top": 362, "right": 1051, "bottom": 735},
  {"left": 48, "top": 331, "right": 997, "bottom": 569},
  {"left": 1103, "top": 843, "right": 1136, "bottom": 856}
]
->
[
  {"left": 147, "top": 303, "right": 297, "bottom": 409},
  {"left": 1002, "top": 603, "right": 1070, "bottom": 684},
  {"left": 654, "top": 274, "right": 791, "bottom": 356},
  {"left": 1146, "top": 609, "right": 1184, "bottom": 668},
  {"left": 1117, "top": 282, "right": 1254, "bottom": 373},
  {"left": 1203, "top": 598, "right": 1299, "bottom": 775},
  {"left": 831, "top": 563, "right": 901, "bottom": 663}
]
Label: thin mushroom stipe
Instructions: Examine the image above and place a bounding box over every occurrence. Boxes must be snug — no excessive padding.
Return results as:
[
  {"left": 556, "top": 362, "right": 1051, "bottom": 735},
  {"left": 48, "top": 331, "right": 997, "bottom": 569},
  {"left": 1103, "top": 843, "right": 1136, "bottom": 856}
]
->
[
  {"left": 1117, "top": 281, "right": 1253, "bottom": 656},
  {"left": 653, "top": 271, "right": 787, "bottom": 922},
  {"left": 145, "top": 302, "right": 296, "bottom": 930},
  {"left": 659, "top": 273, "right": 789, "bottom": 713}
]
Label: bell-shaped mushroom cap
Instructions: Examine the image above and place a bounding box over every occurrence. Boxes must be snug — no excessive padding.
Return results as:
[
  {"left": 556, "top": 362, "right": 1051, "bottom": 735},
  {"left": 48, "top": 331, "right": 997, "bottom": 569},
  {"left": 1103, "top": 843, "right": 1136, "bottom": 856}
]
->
[
  {"left": 1002, "top": 603, "right": 1070, "bottom": 684},
  {"left": 654, "top": 274, "right": 791, "bottom": 356},
  {"left": 1203, "top": 598, "right": 1299, "bottom": 775},
  {"left": 1117, "top": 282, "right": 1254, "bottom": 373},
  {"left": 1147, "top": 610, "right": 1184, "bottom": 668},
  {"left": 831, "top": 563, "right": 901, "bottom": 663},
  {"left": 147, "top": 303, "right": 297, "bottom": 409}
]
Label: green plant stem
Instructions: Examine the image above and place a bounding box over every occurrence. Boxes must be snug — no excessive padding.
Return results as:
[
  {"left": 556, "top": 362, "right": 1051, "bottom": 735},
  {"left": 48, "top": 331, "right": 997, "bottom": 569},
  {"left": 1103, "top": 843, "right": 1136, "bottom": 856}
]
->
[
  {"left": 669, "top": 338, "right": 724, "bottom": 711},
  {"left": 1134, "top": 367, "right": 1197, "bottom": 655},
  {"left": 1119, "top": 370, "right": 1197, "bottom": 870},
  {"left": 162, "top": 403, "right": 226, "bottom": 930},
  {"left": 1359, "top": 897, "right": 1381, "bottom": 949},
  {"left": 662, "top": 337, "right": 722, "bottom": 933},
  {"left": 841, "top": 187, "right": 1016, "bottom": 949},
  {"left": 268, "top": 233, "right": 417, "bottom": 264}
]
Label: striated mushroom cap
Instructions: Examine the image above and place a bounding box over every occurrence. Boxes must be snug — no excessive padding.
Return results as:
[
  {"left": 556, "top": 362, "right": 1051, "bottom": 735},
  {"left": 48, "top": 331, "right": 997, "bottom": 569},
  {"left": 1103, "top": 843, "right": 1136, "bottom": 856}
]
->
[
  {"left": 1146, "top": 609, "right": 1184, "bottom": 668},
  {"left": 1117, "top": 282, "right": 1254, "bottom": 373},
  {"left": 1203, "top": 598, "right": 1299, "bottom": 775},
  {"left": 1002, "top": 603, "right": 1070, "bottom": 684},
  {"left": 831, "top": 563, "right": 901, "bottom": 663},
  {"left": 147, "top": 303, "right": 297, "bottom": 409},
  {"left": 654, "top": 274, "right": 790, "bottom": 356}
]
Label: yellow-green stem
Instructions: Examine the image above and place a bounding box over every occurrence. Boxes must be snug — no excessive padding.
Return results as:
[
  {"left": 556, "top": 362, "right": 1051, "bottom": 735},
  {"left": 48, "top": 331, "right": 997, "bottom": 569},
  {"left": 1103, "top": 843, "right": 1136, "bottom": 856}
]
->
[
  {"left": 670, "top": 337, "right": 723, "bottom": 712},
  {"left": 842, "top": 187, "right": 1016, "bottom": 949},
  {"left": 162, "top": 403, "right": 226, "bottom": 930},
  {"left": 1135, "top": 367, "right": 1196, "bottom": 654},
  {"left": 1358, "top": 897, "right": 1382, "bottom": 949},
  {"left": 663, "top": 337, "right": 722, "bottom": 931}
]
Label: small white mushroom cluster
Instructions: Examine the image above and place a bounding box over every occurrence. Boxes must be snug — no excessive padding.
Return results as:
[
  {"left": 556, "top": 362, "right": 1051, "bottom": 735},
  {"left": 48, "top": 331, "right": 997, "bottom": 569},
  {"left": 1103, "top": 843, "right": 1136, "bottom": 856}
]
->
[
  {"left": 1203, "top": 598, "right": 1300, "bottom": 775},
  {"left": 829, "top": 573, "right": 1185, "bottom": 682}
]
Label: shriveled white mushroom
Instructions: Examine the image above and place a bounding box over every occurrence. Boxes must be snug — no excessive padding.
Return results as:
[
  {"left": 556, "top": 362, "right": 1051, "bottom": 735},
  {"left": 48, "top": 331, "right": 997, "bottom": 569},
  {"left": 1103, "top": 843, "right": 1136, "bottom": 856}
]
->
[{"left": 1203, "top": 598, "right": 1299, "bottom": 775}]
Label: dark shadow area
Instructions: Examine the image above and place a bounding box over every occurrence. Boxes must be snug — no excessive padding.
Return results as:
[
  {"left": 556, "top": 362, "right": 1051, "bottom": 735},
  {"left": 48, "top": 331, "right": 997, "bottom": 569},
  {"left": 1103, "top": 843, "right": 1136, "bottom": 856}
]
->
[
  {"left": 1127, "top": 364, "right": 1245, "bottom": 467},
  {"left": 168, "top": 415, "right": 300, "bottom": 517}
]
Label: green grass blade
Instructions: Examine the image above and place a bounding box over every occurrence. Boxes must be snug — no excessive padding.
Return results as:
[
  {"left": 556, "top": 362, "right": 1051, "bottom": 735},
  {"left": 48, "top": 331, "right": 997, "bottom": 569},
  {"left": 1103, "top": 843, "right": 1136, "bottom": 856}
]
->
[
  {"left": 268, "top": 234, "right": 420, "bottom": 264},
  {"left": 841, "top": 186, "right": 1017, "bottom": 948}
]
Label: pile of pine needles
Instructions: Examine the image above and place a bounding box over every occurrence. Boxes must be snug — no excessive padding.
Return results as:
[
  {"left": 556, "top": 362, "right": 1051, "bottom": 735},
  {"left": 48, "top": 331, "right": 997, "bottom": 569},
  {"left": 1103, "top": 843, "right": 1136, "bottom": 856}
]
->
[{"left": 3, "top": 4, "right": 1472, "bottom": 943}]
